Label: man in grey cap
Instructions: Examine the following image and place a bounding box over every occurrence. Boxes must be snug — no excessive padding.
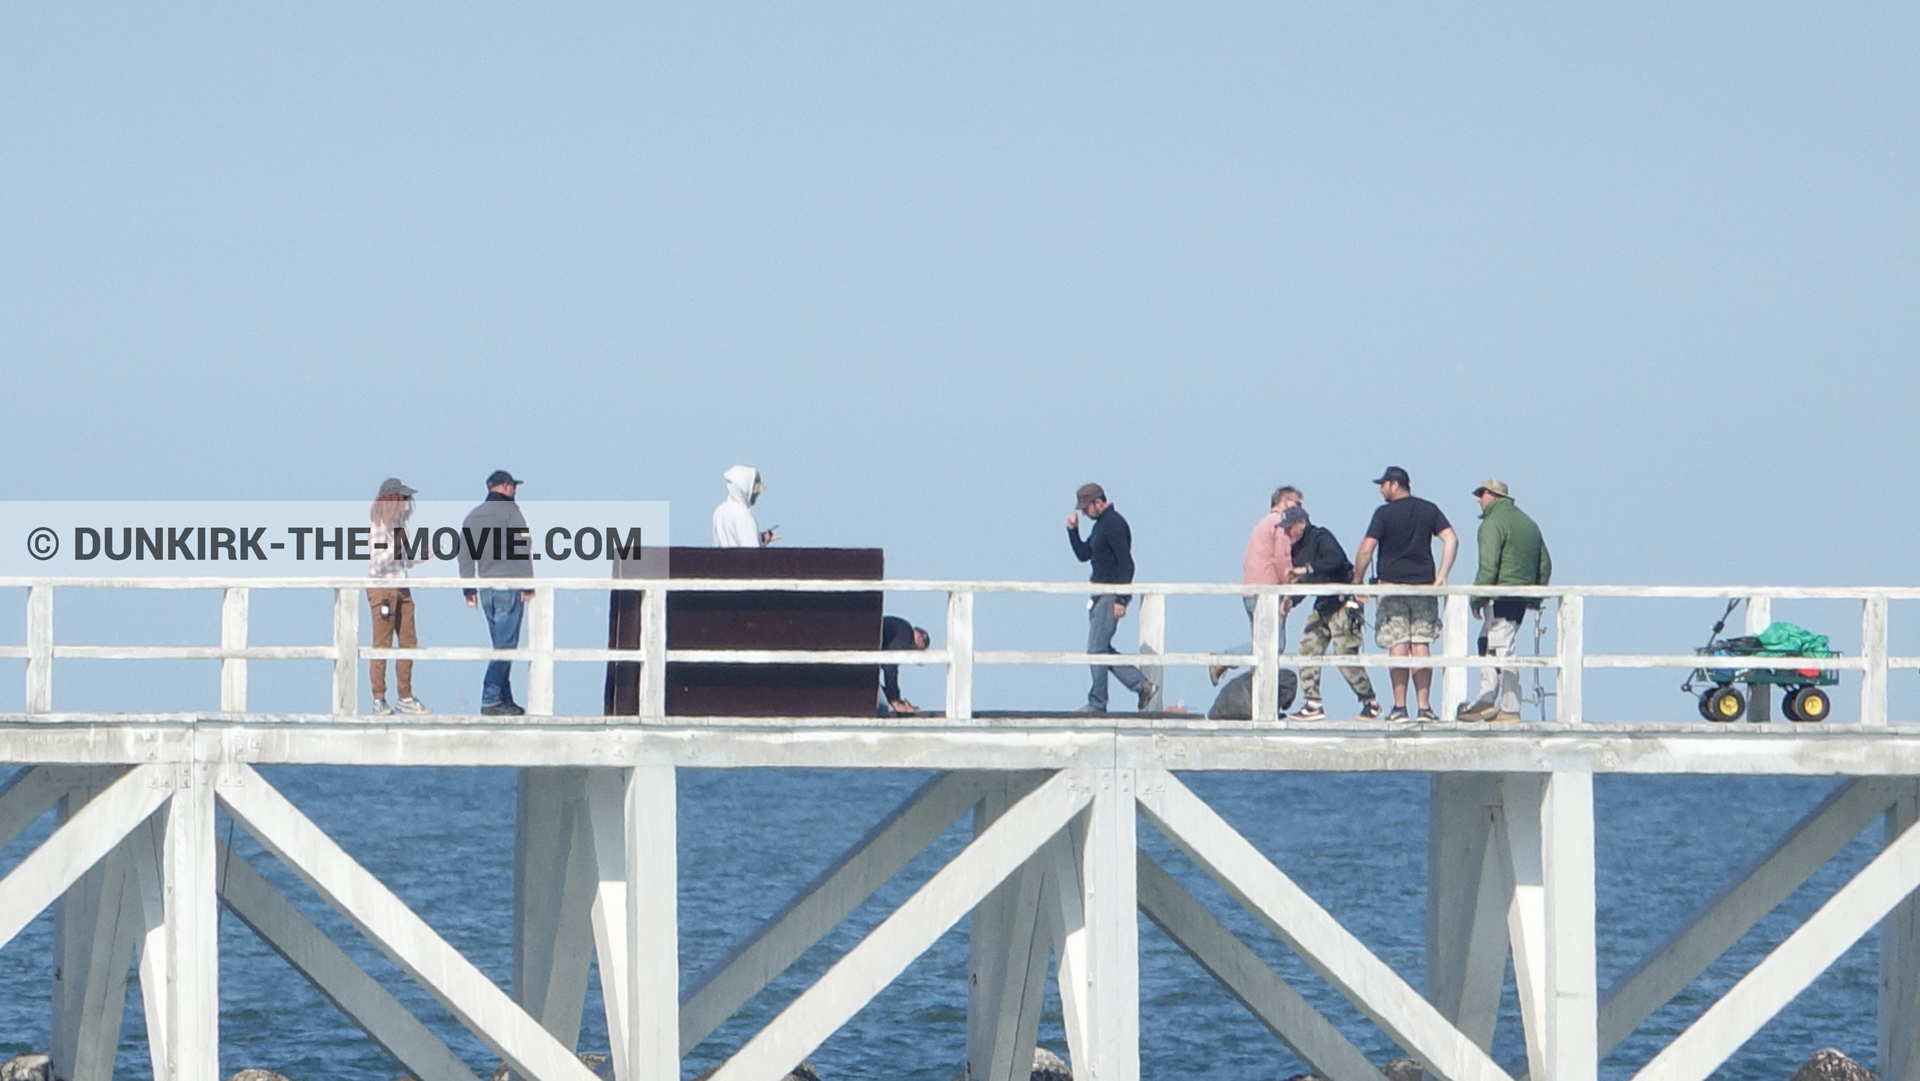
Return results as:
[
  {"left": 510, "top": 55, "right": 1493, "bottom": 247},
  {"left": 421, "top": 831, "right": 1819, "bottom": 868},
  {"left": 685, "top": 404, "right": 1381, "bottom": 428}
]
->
[
  {"left": 460, "top": 470, "right": 533, "bottom": 715},
  {"left": 1458, "top": 479, "right": 1552, "bottom": 722}
]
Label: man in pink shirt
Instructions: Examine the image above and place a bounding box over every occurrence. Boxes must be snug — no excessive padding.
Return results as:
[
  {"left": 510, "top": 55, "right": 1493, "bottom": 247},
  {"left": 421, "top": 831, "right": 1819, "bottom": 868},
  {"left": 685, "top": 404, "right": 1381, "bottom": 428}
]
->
[{"left": 1212, "top": 487, "right": 1304, "bottom": 685}]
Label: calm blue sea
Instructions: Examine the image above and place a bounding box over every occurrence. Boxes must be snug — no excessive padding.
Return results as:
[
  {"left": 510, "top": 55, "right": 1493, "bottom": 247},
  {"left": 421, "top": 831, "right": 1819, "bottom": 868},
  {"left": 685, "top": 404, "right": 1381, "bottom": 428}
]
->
[{"left": 0, "top": 768, "right": 1887, "bottom": 1081}]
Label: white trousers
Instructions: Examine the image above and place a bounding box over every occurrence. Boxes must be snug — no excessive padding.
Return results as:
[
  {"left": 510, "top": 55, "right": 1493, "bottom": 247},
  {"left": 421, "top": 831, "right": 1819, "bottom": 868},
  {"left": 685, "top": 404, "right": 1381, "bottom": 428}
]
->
[{"left": 1468, "top": 611, "right": 1524, "bottom": 714}]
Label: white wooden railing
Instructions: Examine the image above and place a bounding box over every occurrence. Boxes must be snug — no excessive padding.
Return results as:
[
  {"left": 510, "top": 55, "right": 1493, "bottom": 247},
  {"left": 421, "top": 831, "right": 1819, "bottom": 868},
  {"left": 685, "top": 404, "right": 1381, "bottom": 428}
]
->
[{"left": 0, "top": 576, "right": 1909, "bottom": 723}]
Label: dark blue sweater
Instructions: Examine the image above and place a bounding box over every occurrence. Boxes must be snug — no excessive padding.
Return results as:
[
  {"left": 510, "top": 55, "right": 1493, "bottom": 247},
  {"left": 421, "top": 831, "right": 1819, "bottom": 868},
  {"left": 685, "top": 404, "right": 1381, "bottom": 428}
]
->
[{"left": 1068, "top": 506, "right": 1135, "bottom": 604}]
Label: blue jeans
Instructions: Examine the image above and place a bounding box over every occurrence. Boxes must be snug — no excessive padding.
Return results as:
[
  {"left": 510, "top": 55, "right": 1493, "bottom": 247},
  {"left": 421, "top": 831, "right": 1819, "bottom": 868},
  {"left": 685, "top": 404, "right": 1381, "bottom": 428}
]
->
[
  {"left": 480, "top": 589, "right": 525, "bottom": 707},
  {"left": 1087, "top": 593, "right": 1146, "bottom": 711}
]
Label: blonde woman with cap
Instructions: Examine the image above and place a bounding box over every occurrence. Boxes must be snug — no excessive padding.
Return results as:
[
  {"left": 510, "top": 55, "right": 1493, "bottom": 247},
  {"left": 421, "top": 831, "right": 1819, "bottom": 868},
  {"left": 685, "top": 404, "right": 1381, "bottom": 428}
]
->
[{"left": 368, "top": 478, "right": 431, "bottom": 715}]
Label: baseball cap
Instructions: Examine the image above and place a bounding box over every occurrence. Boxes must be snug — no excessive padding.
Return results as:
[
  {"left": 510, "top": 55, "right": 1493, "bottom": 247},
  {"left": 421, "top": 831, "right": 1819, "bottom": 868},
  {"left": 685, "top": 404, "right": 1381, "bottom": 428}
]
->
[
  {"left": 1372, "top": 466, "right": 1411, "bottom": 487},
  {"left": 486, "top": 470, "right": 525, "bottom": 488},
  {"left": 1279, "top": 506, "right": 1309, "bottom": 529},
  {"left": 1472, "top": 479, "right": 1510, "bottom": 498},
  {"left": 1075, "top": 483, "right": 1107, "bottom": 508},
  {"left": 377, "top": 478, "right": 417, "bottom": 498}
]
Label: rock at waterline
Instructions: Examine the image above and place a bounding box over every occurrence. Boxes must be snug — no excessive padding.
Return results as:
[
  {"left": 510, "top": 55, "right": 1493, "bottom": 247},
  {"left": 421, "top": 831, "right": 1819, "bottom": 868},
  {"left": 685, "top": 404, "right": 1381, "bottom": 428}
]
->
[
  {"left": 473, "top": 1054, "right": 618, "bottom": 1081},
  {"left": 0, "top": 1053, "right": 50, "bottom": 1081},
  {"left": 1030, "top": 1047, "right": 1071, "bottom": 1081},
  {"left": 227, "top": 1070, "right": 293, "bottom": 1081},
  {"left": 947, "top": 1047, "right": 1073, "bottom": 1081},
  {"left": 689, "top": 1061, "right": 820, "bottom": 1081},
  {"left": 1281, "top": 1074, "right": 1325, "bottom": 1081},
  {"left": 1382, "top": 1059, "right": 1424, "bottom": 1081},
  {"left": 1790, "top": 1048, "right": 1875, "bottom": 1081}
]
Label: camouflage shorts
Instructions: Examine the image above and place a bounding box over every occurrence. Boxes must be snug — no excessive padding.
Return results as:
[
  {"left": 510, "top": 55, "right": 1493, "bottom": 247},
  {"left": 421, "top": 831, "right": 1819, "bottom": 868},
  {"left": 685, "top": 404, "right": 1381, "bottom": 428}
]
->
[{"left": 1375, "top": 594, "right": 1441, "bottom": 648}]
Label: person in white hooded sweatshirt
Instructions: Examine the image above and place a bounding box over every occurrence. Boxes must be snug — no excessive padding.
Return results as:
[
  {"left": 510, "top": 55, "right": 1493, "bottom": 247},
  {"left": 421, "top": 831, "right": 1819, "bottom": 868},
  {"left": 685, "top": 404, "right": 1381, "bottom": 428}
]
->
[{"left": 712, "top": 465, "right": 778, "bottom": 547}]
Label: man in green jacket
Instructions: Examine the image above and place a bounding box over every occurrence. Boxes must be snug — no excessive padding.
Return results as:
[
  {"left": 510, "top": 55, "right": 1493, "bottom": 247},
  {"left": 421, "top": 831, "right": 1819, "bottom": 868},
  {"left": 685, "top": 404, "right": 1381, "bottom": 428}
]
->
[{"left": 1458, "top": 480, "right": 1552, "bottom": 722}]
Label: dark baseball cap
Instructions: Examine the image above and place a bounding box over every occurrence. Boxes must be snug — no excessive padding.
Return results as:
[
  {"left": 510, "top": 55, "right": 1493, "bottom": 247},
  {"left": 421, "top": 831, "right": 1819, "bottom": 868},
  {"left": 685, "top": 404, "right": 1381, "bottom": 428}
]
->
[
  {"left": 486, "top": 470, "right": 525, "bottom": 487},
  {"left": 1279, "top": 506, "right": 1309, "bottom": 529},
  {"left": 1372, "top": 466, "right": 1411, "bottom": 487},
  {"left": 1075, "top": 482, "right": 1107, "bottom": 508},
  {"left": 377, "top": 477, "right": 417, "bottom": 498}
]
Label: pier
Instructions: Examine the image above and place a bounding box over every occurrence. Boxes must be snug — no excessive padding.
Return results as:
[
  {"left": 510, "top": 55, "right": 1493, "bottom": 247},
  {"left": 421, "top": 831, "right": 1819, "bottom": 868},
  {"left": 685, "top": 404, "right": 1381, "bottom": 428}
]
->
[{"left": 3, "top": 575, "right": 1919, "bottom": 1081}]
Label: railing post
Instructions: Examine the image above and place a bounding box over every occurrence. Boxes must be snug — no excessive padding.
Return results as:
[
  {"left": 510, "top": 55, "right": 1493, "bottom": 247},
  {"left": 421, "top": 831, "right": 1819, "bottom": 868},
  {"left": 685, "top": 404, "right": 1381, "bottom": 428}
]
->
[
  {"left": 946, "top": 591, "right": 974, "bottom": 720},
  {"left": 26, "top": 584, "right": 52, "bottom": 714},
  {"left": 1137, "top": 592, "right": 1165, "bottom": 712},
  {"left": 1746, "top": 595, "right": 1774, "bottom": 723},
  {"left": 221, "top": 587, "right": 248, "bottom": 713},
  {"left": 1441, "top": 592, "right": 1470, "bottom": 721},
  {"left": 1556, "top": 595, "right": 1583, "bottom": 724},
  {"left": 333, "top": 587, "right": 360, "bottom": 716},
  {"left": 526, "top": 587, "right": 555, "bottom": 716},
  {"left": 1863, "top": 594, "right": 1890, "bottom": 727},
  {"left": 639, "top": 587, "right": 667, "bottom": 720},
  {"left": 1250, "top": 593, "right": 1279, "bottom": 721}
]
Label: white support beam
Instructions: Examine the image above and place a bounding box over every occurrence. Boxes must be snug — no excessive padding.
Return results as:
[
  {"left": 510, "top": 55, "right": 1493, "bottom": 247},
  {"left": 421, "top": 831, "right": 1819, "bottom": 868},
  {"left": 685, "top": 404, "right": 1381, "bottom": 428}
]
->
[
  {"left": 680, "top": 771, "right": 992, "bottom": 1053},
  {"left": 52, "top": 796, "right": 144, "bottom": 1081},
  {"left": 583, "top": 770, "right": 631, "bottom": 1076},
  {"left": 334, "top": 587, "right": 361, "bottom": 716},
  {"left": 1441, "top": 593, "right": 1470, "bottom": 722},
  {"left": 624, "top": 765, "right": 678, "bottom": 1081},
  {"left": 706, "top": 770, "right": 1091, "bottom": 1081},
  {"left": 1137, "top": 852, "right": 1381, "bottom": 1081},
  {"left": 967, "top": 777, "right": 1051, "bottom": 1081},
  {"left": 946, "top": 592, "right": 975, "bottom": 721},
  {"left": 1075, "top": 770, "right": 1139, "bottom": 1081},
  {"left": 221, "top": 587, "right": 249, "bottom": 712},
  {"left": 130, "top": 814, "right": 171, "bottom": 1080},
  {"left": 1541, "top": 773, "right": 1597, "bottom": 1081},
  {"left": 1882, "top": 781, "right": 1920, "bottom": 1081},
  {"left": 1426, "top": 774, "right": 1509, "bottom": 1053},
  {"left": 514, "top": 768, "right": 597, "bottom": 1054},
  {"left": 219, "top": 764, "right": 600, "bottom": 1081},
  {"left": 0, "top": 764, "right": 172, "bottom": 951},
  {"left": 1499, "top": 775, "right": 1549, "bottom": 1079},
  {"left": 0, "top": 765, "right": 91, "bottom": 852},
  {"left": 215, "top": 842, "right": 480, "bottom": 1081},
  {"left": 163, "top": 767, "right": 219, "bottom": 1081},
  {"left": 1135, "top": 768, "right": 1512, "bottom": 1081},
  {"left": 1633, "top": 801, "right": 1920, "bottom": 1081},
  {"left": 1042, "top": 822, "right": 1090, "bottom": 1068},
  {"left": 1600, "top": 777, "right": 1901, "bottom": 1051}
]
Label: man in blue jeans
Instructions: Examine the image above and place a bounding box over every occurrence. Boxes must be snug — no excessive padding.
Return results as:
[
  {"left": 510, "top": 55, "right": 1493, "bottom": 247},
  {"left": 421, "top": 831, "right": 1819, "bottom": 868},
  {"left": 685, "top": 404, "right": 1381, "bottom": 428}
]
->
[
  {"left": 459, "top": 470, "right": 534, "bottom": 715},
  {"left": 1066, "top": 482, "right": 1157, "bottom": 713}
]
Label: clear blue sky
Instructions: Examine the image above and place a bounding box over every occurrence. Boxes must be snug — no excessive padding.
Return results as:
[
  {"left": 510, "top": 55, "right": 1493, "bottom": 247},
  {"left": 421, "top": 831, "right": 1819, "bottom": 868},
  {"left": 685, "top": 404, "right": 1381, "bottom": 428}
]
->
[{"left": 3, "top": 4, "right": 1916, "bottom": 712}]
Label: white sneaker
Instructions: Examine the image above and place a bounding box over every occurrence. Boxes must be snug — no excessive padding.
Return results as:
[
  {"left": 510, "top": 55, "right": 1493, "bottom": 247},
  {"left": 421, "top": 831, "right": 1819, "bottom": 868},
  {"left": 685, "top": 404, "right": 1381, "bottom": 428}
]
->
[
  {"left": 1292, "top": 700, "right": 1326, "bottom": 721},
  {"left": 371, "top": 698, "right": 394, "bottom": 716},
  {"left": 395, "top": 697, "right": 432, "bottom": 715}
]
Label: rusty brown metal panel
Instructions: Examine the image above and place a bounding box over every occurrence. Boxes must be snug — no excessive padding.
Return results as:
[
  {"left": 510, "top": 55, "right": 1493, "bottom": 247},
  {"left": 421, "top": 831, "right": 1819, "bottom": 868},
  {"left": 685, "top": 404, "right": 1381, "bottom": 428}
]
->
[{"left": 605, "top": 548, "right": 884, "bottom": 716}]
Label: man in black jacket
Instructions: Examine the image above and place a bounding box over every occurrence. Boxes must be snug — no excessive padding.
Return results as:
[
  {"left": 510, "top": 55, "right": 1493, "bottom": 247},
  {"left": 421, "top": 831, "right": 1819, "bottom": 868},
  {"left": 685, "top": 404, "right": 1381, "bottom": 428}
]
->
[
  {"left": 879, "top": 615, "right": 930, "bottom": 715},
  {"left": 1067, "top": 482, "right": 1156, "bottom": 713},
  {"left": 1287, "top": 510, "right": 1380, "bottom": 721}
]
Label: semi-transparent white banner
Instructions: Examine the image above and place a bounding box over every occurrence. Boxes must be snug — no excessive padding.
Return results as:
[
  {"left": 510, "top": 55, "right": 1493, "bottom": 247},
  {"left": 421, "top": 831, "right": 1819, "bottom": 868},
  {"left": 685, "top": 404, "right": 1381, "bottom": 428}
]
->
[{"left": 3, "top": 501, "right": 668, "bottom": 578}]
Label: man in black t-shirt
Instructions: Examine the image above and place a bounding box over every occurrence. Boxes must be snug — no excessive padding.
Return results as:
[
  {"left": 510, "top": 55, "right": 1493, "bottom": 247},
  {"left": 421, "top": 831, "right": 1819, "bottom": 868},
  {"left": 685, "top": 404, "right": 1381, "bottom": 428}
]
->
[{"left": 1351, "top": 466, "right": 1458, "bottom": 722}]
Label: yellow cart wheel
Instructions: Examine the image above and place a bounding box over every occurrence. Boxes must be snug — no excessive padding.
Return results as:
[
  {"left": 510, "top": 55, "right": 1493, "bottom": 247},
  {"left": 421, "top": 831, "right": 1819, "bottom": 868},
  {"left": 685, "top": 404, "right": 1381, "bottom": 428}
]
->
[{"left": 1707, "top": 686, "right": 1746, "bottom": 722}]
